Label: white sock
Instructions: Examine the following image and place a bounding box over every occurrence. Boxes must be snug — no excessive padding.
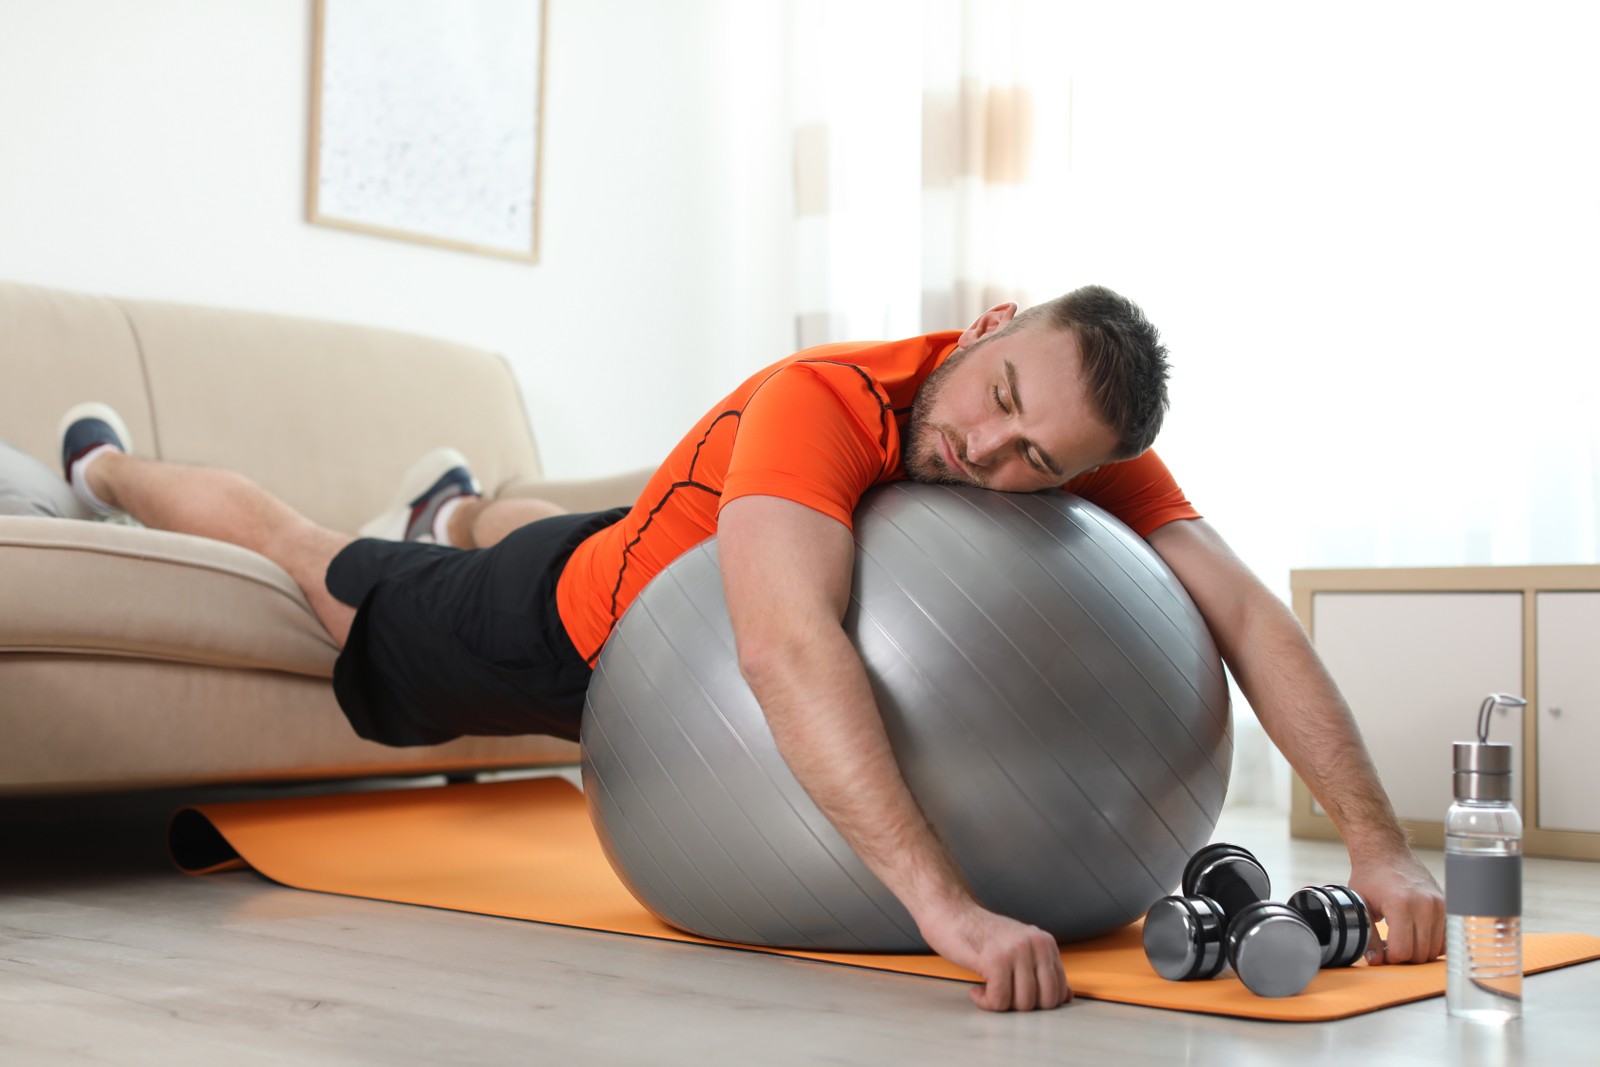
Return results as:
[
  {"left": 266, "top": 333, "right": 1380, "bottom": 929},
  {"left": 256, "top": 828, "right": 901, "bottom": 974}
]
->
[
  {"left": 68, "top": 444, "right": 122, "bottom": 516},
  {"left": 433, "top": 494, "right": 468, "bottom": 547}
]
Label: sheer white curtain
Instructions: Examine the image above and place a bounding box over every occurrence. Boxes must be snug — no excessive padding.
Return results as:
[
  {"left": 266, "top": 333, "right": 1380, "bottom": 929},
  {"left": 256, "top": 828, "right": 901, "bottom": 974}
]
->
[
  {"left": 788, "top": 0, "right": 1071, "bottom": 347},
  {"left": 783, "top": 0, "right": 1600, "bottom": 808}
]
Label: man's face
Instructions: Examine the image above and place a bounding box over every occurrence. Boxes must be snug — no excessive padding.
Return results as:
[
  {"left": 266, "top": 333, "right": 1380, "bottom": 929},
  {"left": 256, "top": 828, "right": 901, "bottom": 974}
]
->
[{"left": 904, "top": 323, "right": 1122, "bottom": 492}]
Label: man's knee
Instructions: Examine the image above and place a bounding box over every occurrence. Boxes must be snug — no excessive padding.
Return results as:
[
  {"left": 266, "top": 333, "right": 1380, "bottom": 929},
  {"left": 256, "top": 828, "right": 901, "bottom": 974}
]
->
[
  {"left": 461, "top": 497, "right": 567, "bottom": 549},
  {"left": 283, "top": 525, "right": 358, "bottom": 646}
]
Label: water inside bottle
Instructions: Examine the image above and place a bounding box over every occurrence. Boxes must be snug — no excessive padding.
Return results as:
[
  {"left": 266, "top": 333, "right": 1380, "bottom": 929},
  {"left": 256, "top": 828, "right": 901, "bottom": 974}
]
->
[{"left": 1446, "top": 913, "right": 1522, "bottom": 1022}]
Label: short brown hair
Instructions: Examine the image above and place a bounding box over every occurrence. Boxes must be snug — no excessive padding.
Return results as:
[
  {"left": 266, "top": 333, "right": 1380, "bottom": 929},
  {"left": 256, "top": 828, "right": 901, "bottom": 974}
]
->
[{"left": 1014, "top": 285, "right": 1169, "bottom": 459}]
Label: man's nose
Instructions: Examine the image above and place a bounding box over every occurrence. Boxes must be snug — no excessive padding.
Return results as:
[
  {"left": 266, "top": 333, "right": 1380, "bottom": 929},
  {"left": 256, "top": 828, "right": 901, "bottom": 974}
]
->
[{"left": 965, "top": 426, "right": 1004, "bottom": 467}]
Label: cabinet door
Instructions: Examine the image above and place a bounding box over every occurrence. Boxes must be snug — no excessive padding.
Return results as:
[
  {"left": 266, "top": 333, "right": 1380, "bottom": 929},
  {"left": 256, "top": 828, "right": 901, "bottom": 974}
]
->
[
  {"left": 1312, "top": 593, "right": 1524, "bottom": 823},
  {"left": 1536, "top": 592, "right": 1600, "bottom": 833}
]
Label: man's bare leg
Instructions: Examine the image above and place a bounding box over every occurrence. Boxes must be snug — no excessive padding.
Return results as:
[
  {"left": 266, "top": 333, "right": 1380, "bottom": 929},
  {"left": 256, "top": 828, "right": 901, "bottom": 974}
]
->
[
  {"left": 87, "top": 453, "right": 358, "bottom": 647},
  {"left": 447, "top": 497, "right": 568, "bottom": 549}
]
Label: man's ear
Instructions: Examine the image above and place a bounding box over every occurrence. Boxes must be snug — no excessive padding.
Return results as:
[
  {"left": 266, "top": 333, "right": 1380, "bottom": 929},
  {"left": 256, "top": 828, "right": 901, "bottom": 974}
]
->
[{"left": 955, "top": 302, "right": 1019, "bottom": 349}]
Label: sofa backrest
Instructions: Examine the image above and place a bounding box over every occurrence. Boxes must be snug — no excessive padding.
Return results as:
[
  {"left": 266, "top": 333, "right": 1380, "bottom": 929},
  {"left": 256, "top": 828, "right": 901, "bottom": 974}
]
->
[{"left": 1, "top": 280, "right": 544, "bottom": 533}]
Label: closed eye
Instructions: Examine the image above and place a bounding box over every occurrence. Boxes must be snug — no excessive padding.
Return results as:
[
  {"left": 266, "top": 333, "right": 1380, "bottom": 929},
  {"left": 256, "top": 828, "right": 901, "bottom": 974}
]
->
[{"left": 994, "top": 385, "right": 1053, "bottom": 474}]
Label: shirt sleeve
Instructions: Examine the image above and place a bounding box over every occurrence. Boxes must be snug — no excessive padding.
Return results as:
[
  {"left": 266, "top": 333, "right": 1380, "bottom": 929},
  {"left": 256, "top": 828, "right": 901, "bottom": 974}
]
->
[
  {"left": 717, "top": 362, "right": 893, "bottom": 529},
  {"left": 1061, "top": 449, "right": 1201, "bottom": 538}
]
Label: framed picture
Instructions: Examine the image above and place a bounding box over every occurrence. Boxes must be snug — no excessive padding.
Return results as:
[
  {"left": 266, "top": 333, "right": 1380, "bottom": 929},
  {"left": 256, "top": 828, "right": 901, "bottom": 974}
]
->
[{"left": 308, "top": 0, "right": 547, "bottom": 262}]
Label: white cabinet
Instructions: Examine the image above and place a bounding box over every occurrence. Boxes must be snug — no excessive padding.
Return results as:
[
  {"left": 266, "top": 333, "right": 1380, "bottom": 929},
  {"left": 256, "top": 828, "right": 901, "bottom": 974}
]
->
[
  {"left": 1312, "top": 593, "right": 1523, "bottom": 823},
  {"left": 1536, "top": 592, "right": 1600, "bottom": 834},
  {"left": 1291, "top": 566, "right": 1600, "bottom": 861}
]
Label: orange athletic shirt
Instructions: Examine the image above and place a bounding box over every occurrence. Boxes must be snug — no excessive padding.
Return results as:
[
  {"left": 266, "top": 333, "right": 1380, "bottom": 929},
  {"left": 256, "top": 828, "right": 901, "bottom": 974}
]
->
[{"left": 555, "top": 331, "right": 1201, "bottom": 666}]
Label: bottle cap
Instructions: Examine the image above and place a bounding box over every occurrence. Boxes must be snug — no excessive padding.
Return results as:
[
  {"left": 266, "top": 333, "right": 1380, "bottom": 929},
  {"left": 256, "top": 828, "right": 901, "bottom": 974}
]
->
[{"left": 1453, "top": 741, "right": 1513, "bottom": 801}]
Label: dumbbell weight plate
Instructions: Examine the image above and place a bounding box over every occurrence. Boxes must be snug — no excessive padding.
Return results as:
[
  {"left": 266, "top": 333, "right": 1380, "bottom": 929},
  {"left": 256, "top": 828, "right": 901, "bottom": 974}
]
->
[
  {"left": 1288, "top": 885, "right": 1371, "bottom": 968},
  {"left": 1181, "top": 843, "right": 1262, "bottom": 897},
  {"left": 1324, "top": 886, "right": 1370, "bottom": 964},
  {"left": 1184, "top": 844, "right": 1271, "bottom": 918},
  {"left": 1226, "top": 901, "right": 1323, "bottom": 998},
  {"left": 1143, "top": 895, "right": 1228, "bottom": 980}
]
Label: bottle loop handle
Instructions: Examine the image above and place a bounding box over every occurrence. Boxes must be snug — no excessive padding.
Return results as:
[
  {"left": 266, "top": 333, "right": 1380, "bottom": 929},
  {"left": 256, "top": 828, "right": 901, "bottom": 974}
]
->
[{"left": 1477, "top": 692, "right": 1528, "bottom": 743}]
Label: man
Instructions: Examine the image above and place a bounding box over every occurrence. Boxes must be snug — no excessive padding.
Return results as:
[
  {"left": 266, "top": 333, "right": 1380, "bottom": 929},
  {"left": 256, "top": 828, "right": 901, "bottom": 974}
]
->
[{"left": 58, "top": 285, "right": 1444, "bottom": 1013}]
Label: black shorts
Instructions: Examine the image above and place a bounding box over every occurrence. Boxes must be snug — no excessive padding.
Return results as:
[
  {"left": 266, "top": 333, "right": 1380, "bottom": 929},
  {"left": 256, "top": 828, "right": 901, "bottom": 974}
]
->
[{"left": 325, "top": 507, "right": 629, "bottom": 747}]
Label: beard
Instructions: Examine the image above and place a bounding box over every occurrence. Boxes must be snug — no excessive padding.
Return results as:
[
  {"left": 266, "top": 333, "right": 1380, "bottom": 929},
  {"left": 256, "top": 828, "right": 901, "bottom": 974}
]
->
[{"left": 903, "top": 346, "right": 978, "bottom": 486}]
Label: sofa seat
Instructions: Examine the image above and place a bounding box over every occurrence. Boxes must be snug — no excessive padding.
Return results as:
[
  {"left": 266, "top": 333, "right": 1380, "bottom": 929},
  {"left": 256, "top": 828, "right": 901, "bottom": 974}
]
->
[{"left": 1, "top": 517, "right": 336, "bottom": 677}]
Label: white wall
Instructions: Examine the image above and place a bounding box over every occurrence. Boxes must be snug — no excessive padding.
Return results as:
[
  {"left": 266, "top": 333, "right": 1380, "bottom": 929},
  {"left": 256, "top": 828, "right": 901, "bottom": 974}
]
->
[
  {"left": 0, "top": 0, "right": 796, "bottom": 480},
  {"left": 1048, "top": 0, "right": 1600, "bottom": 580}
]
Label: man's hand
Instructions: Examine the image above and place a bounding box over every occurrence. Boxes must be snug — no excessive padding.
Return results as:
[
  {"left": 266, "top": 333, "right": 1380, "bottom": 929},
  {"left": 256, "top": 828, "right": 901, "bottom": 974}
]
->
[
  {"left": 918, "top": 901, "right": 1071, "bottom": 1011},
  {"left": 1348, "top": 851, "right": 1446, "bottom": 965}
]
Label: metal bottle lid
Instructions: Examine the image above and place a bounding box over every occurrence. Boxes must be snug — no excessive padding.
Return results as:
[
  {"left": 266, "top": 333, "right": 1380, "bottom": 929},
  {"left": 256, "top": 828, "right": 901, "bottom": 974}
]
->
[{"left": 1453, "top": 742, "right": 1513, "bottom": 801}]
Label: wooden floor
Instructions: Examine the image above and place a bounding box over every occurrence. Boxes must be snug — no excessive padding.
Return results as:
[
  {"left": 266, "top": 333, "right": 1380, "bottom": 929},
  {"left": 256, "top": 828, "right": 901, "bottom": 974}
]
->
[{"left": 3, "top": 773, "right": 1598, "bottom": 1066}]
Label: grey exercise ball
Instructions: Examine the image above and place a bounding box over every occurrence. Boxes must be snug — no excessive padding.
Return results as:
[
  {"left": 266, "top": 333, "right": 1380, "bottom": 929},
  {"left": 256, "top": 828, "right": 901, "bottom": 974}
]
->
[{"left": 580, "top": 483, "right": 1232, "bottom": 951}]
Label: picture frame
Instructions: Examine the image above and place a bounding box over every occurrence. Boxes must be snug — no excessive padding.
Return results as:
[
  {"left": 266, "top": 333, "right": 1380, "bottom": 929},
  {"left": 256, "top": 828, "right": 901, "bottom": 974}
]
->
[{"left": 307, "top": 0, "right": 547, "bottom": 263}]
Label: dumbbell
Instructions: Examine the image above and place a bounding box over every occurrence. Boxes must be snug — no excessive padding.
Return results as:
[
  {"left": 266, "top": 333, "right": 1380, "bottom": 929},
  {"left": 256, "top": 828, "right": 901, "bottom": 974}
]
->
[
  {"left": 1144, "top": 844, "right": 1368, "bottom": 997},
  {"left": 1174, "top": 847, "right": 1372, "bottom": 972},
  {"left": 1144, "top": 843, "right": 1320, "bottom": 997}
]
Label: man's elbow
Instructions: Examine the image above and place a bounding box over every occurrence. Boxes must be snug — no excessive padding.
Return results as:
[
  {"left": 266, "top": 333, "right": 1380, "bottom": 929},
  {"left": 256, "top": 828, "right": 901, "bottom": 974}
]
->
[
  {"left": 733, "top": 619, "right": 838, "bottom": 695},
  {"left": 734, "top": 630, "right": 798, "bottom": 693}
]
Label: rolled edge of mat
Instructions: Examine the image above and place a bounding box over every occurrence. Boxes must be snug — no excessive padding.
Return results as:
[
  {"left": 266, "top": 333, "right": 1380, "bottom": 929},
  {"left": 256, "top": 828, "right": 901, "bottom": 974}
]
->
[{"left": 168, "top": 806, "right": 248, "bottom": 875}]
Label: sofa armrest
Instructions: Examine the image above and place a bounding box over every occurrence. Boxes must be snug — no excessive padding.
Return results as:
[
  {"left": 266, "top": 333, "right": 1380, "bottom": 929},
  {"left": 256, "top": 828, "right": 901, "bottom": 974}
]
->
[{"left": 493, "top": 467, "right": 654, "bottom": 515}]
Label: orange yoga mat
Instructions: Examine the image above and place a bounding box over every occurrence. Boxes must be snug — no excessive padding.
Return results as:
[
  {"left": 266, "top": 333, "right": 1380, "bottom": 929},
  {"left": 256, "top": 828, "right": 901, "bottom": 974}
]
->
[{"left": 168, "top": 777, "right": 1600, "bottom": 1022}]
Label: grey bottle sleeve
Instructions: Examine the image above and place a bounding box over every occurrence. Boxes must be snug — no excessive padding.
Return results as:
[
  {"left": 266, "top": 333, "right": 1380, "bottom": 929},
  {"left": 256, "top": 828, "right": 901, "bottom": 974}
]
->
[{"left": 1446, "top": 853, "right": 1522, "bottom": 917}]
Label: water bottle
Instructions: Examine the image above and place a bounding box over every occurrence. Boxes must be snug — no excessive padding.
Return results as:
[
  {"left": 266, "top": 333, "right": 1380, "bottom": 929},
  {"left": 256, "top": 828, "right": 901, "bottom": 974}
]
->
[{"left": 1445, "top": 692, "right": 1525, "bottom": 1023}]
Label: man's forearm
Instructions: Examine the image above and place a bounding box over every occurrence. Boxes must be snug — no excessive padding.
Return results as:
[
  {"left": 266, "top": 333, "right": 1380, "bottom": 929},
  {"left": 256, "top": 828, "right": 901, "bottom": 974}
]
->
[
  {"left": 1223, "top": 596, "right": 1410, "bottom": 862},
  {"left": 738, "top": 620, "right": 976, "bottom": 926}
]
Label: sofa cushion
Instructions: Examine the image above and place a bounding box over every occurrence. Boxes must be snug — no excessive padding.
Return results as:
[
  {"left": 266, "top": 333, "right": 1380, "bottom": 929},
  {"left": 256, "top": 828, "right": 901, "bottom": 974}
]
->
[
  {"left": 0, "top": 437, "right": 92, "bottom": 519},
  {"left": 0, "top": 281, "right": 157, "bottom": 471},
  {"left": 0, "top": 516, "right": 338, "bottom": 677},
  {"left": 118, "top": 298, "right": 545, "bottom": 534}
]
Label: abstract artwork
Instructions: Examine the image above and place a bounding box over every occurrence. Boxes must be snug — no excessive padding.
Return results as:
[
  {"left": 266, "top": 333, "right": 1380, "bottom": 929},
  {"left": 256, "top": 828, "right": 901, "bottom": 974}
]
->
[{"left": 308, "top": 0, "right": 546, "bottom": 262}]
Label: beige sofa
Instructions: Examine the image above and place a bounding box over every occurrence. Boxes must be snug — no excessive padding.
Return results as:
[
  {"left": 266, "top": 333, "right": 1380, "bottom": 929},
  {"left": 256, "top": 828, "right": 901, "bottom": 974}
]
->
[{"left": 1, "top": 279, "right": 650, "bottom": 795}]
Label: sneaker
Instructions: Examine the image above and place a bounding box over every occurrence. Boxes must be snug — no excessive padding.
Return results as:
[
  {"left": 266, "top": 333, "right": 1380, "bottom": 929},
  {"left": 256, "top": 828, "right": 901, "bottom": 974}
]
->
[
  {"left": 359, "top": 447, "right": 482, "bottom": 543},
  {"left": 59, "top": 402, "right": 133, "bottom": 474},
  {"left": 58, "top": 402, "right": 134, "bottom": 516}
]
